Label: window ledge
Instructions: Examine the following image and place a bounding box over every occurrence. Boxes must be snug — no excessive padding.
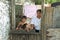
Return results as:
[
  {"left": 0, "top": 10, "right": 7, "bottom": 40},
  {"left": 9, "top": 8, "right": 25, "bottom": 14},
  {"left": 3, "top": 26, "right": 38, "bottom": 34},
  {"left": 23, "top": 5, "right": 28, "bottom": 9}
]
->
[{"left": 9, "top": 30, "right": 41, "bottom": 35}]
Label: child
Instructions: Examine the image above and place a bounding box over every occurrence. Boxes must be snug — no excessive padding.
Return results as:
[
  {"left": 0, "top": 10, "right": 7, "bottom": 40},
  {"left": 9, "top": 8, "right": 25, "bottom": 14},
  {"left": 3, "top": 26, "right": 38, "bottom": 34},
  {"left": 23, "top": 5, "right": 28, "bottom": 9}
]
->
[
  {"left": 16, "top": 16, "right": 27, "bottom": 30},
  {"left": 16, "top": 16, "right": 34, "bottom": 32}
]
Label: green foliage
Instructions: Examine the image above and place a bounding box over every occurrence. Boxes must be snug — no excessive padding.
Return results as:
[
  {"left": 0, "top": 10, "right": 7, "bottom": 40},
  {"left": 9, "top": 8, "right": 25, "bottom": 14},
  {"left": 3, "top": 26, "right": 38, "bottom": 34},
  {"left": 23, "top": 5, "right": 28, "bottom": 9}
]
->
[
  {"left": 45, "top": 0, "right": 60, "bottom": 4},
  {"left": 35, "top": 0, "right": 42, "bottom": 4},
  {"left": 35, "top": 0, "right": 60, "bottom": 4}
]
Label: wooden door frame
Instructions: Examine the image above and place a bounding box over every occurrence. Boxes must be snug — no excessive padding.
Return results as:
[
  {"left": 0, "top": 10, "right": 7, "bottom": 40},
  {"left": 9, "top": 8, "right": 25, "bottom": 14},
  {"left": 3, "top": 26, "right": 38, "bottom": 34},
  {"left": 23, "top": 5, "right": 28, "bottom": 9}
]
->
[
  {"left": 11, "top": 0, "right": 47, "bottom": 40},
  {"left": 41, "top": 0, "right": 47, "bottom": 40},
  {"left": 11, "top": 0, "right": 16, "bottom": 30}
]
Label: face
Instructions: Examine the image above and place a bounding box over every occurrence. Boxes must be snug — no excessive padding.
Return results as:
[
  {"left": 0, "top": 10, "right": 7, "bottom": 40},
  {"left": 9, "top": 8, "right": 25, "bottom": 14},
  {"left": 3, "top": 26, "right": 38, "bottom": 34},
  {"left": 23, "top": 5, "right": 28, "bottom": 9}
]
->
[
  {"left": 37, "top": 12, "right": 41, "bottom": 17},
  {"left": 22, "top": 18, "right": 26, "bottom": 22}
]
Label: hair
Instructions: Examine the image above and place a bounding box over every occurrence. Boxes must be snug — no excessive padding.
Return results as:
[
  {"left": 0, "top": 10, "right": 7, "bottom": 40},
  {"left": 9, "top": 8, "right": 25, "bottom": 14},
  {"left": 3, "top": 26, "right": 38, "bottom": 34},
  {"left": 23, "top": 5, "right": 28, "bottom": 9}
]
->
[
  {"left": 37, "top": 9, "right": 42, "bottom": 13},
  {"left": 21, "top": 16, "right": 27, "bottom": 19}
]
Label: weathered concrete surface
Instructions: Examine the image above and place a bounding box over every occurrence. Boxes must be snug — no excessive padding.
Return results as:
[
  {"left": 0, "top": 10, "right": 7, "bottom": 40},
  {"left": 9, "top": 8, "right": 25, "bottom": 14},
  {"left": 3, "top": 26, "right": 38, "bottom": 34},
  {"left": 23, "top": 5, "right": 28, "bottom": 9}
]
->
[
  {"left": 47, "top": 28, "right": 60, "bottom": 40},
  {"left": 0, "top": 1, "right": 10, "bottom": 40}
]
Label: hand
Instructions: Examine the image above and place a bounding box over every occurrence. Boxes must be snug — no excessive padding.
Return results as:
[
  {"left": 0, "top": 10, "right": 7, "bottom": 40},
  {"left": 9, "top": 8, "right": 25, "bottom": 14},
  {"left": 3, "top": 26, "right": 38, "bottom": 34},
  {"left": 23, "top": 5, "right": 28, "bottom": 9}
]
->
[{"left": 16, "top": 27, "right": 18, "bottom": 30}]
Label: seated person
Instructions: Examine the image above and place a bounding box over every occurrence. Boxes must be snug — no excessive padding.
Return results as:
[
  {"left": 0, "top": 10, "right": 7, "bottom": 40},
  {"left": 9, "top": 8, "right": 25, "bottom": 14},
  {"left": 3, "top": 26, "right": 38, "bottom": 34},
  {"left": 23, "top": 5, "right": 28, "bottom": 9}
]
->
[{"left": 16, "top": 16, "right": 34, "bottom": 32}]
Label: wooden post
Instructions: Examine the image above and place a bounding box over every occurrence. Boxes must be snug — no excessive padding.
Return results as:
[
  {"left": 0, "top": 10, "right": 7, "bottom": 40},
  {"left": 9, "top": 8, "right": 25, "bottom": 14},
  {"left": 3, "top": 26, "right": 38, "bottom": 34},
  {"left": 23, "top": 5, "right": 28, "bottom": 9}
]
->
[
  {"left": 11, "top": 0, "right": 16, "bottom": 30},
  {"left": 41, "top": 0, "right": 47, "bottom": 40}
]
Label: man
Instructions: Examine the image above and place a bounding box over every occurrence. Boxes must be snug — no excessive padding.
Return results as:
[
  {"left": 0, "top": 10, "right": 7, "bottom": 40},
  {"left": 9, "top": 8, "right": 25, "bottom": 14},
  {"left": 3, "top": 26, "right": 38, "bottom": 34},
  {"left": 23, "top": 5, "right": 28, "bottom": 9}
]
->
[{"left": 31, "top": 9, "right": 42, "bottom": 32}]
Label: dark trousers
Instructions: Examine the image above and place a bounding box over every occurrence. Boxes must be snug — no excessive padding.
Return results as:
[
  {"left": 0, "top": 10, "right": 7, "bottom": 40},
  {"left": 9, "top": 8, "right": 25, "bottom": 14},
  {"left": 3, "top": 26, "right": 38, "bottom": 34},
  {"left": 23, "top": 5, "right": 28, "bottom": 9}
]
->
[{"left": 35, "top": 30, "right": 40, "bottom": 33}]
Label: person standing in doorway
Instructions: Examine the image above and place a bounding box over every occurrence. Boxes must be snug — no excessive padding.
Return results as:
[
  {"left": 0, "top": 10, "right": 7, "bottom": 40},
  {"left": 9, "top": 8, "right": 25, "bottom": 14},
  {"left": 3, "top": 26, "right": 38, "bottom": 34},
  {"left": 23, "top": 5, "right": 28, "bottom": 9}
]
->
[{"left": 31, "top": 9, "right": 42, "bottom": 33}]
